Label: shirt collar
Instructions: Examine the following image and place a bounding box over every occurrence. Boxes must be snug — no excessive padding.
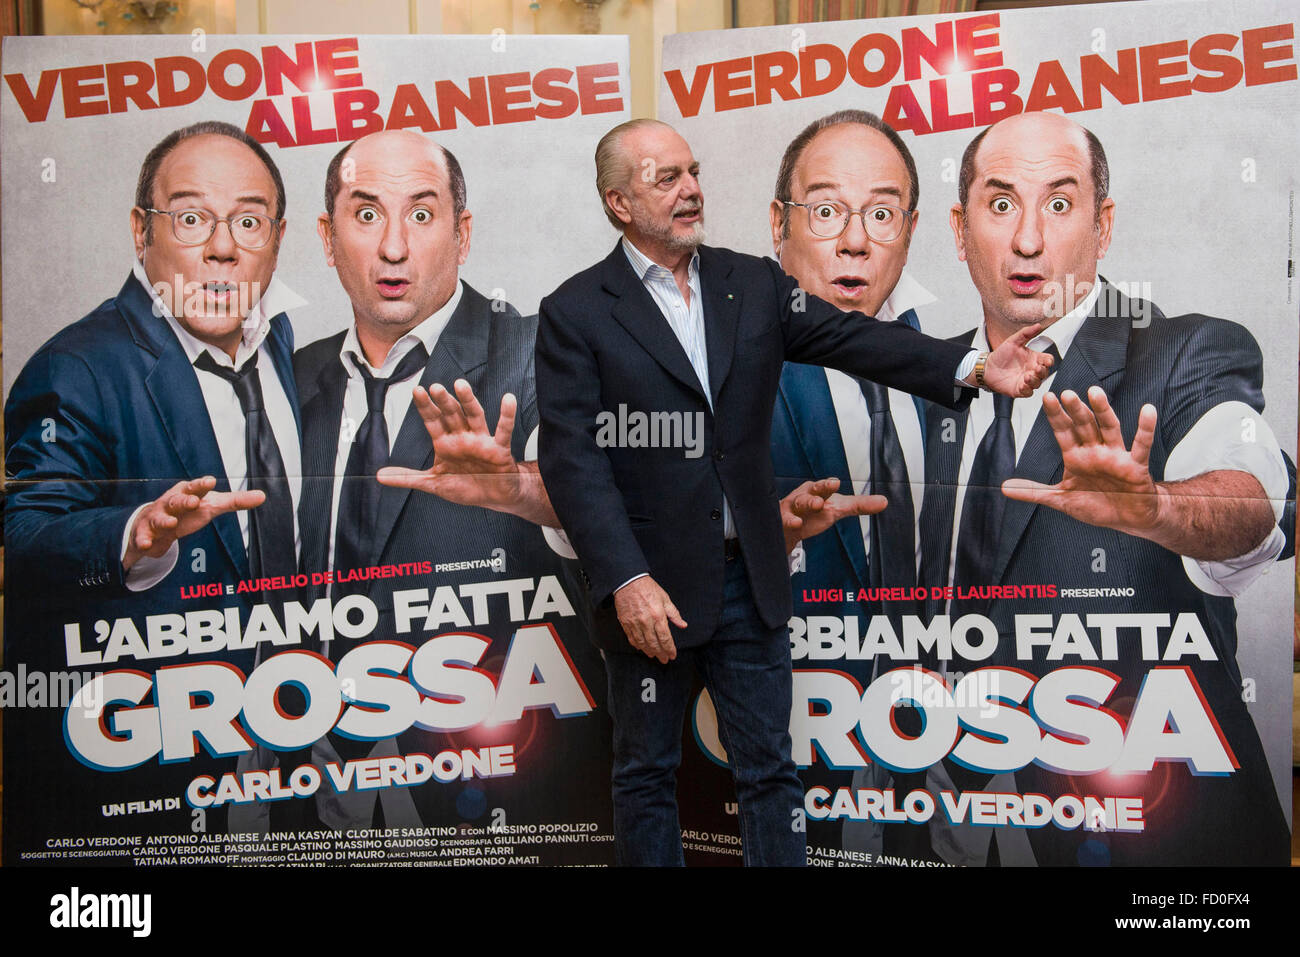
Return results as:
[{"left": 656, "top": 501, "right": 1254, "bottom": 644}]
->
[
  {"left": 132, "top": 257, "right": 295, "bottom": 370},
  {"left": 974, "top": 279, "right": 1102, "bottom": 356},
  {"left": 621, "top": 236, "right": 700, "bottom": 286},
  {"left": 877, "top": 270, "right": 937, "bottom": 324},
  {"left": 339, "top": 278, "right": 464, "bottom": 378}
]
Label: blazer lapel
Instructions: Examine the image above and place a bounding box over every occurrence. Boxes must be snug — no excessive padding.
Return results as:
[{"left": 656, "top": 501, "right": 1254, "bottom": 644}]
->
[
  {"left": 698, "top": 246, "right": 740, "bottom": 406},
  {"left": 917, "top": 333, "right": 975, "bottom": 618},
  {"left": 987, "top": 285, "right": 1131, "bottom": 587},
  {"left": 370, "top": 287, "right": 488, "bottom": 564},
  {"left": 265, "top": 313, "right": 301, "bottom": 435},
  {"left": 777, "top": 364, "right": 869, "bottom": 590},
  {"left": 603, "top": 243, "right": 710, "bottom": 404},
  {"left": 119, "top": 275, "right": 249, "bottom": 578},
  {"left": 298, "top": 337, "right": 348, "bottom": 577}
]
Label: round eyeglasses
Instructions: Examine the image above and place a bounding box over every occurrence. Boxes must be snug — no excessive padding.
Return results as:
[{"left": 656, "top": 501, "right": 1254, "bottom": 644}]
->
[
  {"left": 783, "top": 200, "right": 912, "bottom": 242},
  {"left": 143, "top": 208, "right": 280, "bottom": 250}
]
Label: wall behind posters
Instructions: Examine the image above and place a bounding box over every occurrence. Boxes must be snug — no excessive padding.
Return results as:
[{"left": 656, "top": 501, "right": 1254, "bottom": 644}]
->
[
  {"left": 662, "top": 0, "right": 1298, "bottom": 865},
  {"left": 230, "top": 0, "right": 724, "bottom": 120},
  {"left": 1, "top": 31, "right": 628, "bottom": 866}
]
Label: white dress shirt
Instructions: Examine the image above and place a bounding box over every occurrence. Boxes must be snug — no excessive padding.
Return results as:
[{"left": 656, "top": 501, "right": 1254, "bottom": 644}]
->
[{"left": 123, "top": 259, "right": 302, "bottom": 589}]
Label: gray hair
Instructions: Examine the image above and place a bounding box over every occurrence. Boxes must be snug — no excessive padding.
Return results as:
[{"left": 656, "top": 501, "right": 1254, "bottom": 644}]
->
[{"left": 594, "top": 118, "right": 673, "bottom": 230}]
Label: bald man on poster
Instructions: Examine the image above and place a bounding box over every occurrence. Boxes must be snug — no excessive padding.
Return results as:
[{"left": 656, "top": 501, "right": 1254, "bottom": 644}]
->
[
  {"left": 915, "top": 111, "right": 1291, "bottom": 866},
  {"left": 294, "top": 129, "right": 595, "bottom": 833}
]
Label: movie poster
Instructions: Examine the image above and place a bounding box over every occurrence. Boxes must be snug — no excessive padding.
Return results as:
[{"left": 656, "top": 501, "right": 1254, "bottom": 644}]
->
[
  {"left": 663, "top": 0, "right": 1298, "bottom": 866},
  {"left": 2, "top": 33, "right": 629, "bottom": 866}
]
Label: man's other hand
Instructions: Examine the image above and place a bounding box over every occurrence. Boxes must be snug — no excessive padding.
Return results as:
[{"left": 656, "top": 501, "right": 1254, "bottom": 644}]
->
[
  {"left": 1002, "top": 386, "right": 1160, "bottom": 532},
  {"left": 781, "top": 477, "right": 887, "bottom": 553},
  {"left": 123, "top": 476, "right": 264, "bottom": 571},
  {"left": 378, "top": 379, "right": 523, "bottom": 508},
  {"left": 614, "top": 575, "right": 686, "bottom": 663}
]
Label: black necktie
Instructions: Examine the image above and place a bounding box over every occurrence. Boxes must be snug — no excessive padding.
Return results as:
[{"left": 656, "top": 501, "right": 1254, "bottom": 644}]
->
[
  {"left": 952, "top": 391, "right": 1015, "bottom": 601},
  {"left": 194, "top": 350, "right": 296, "bottom": 582},
  {"left": 943, "top": 345, "right": 1058, "bottom": 796},
  {"left": 333, "top": 344, "right": 429, "bottom": 580},
  {"left": 951, "top": 344, "right": 1060, "bottom": 612},
  {"left": 856, "top": 378, "right": 916, "bottom": 591}
]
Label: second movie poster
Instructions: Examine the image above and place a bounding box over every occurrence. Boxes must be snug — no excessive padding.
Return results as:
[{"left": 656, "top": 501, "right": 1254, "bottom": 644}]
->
[{"left": 662, "top": 0, "right": 1298, "bottom": 867}]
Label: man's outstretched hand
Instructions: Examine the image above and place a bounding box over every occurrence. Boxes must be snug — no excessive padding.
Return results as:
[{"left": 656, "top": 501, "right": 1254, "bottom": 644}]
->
[
  {"left": 1001, "top": 385, "right": 1276, "bottom": 561},
  {"left": 780, "top": 477, "right": 887, "bottom": 554},
  {"left": 978, "top": 323, "right": 1055, "bottom": 397},
  {"left": 614, "top": 575, "right": 686, "bottom": 663},
  {"left": 1002, "top": 386, "right": 1161, "bottom": 535},
  {"left": 378, "top": 379, "right": 526, "bottom": 510},
  {"left": 123, "top": 476, "right": 264, "bottom": 571}
]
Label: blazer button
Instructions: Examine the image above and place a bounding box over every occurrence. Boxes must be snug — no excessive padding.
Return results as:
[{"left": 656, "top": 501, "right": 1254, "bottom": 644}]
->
[
  {"left": 713, "top": 450, "right": 725, "bottom": 461},
  {"left": 710, "top": 508, "right": 721, "bottom": 520}
]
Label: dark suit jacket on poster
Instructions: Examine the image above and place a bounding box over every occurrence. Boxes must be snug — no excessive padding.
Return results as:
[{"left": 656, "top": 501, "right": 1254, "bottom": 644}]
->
[
  {"left": 2, "top": 272, "right": 299, "bottom": 850},
  {"left": 772, "top": 358, "right": 932, "bottom": 856},
  {"left": 916, "top": 284, "right": 1290, "bottom": 866},
  {"left": 295, "top": 282, "right": 603, "bottom": 830},
  {"left": 772, "top": 361, "right": 908, "bottom": 619},
  {"left": 535, "top": 243, "right": 972, "bottom": 654},
  {"left": 772, "top": 363, "right": 872, "bottom": 609}
]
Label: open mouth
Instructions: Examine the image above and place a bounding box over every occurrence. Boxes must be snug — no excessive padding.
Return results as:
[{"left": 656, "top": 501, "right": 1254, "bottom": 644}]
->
[
  {"left": 377, "top": 278, "right": 410, "bottom": 298},
  {"left": 195, "top": 281, "right": 240, "bottom": 315},
  {"left": 832, "top": 276, "right": 868, "bottom": 297},
  {"left": 1008, "top": 273, "right": 1045, "bottom": 295},
  {"left": 673, "top": 206, "right": 701, "bottom": 222},
  {"left": 204, "top": 281, "right": 237, "bottom": 298}
]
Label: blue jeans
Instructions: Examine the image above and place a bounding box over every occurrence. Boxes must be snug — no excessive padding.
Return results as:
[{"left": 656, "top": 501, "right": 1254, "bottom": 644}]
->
[{"left": 603, "top": 551, "right": 805, "bottom": 866}]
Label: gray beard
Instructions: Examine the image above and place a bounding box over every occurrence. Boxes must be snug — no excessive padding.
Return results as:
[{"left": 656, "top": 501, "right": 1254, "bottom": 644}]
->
[
  {"left": 631, "top": 206, "right": 706, "bottom": 253},
  {"left": 663, "top": 221, "right": 705, "bottom": 251}
]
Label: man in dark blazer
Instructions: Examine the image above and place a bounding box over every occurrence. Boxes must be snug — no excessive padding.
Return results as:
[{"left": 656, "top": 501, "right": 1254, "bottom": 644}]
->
[
  {"left": 535, "top": 119, "right": 1054, "bottom": 866},
  {"left": 3, "top": 121, "right": 300, "bottom": 851},
  {"left": 295, "top": 129, "right": 602, "bottom": 836},
  {"left": 914, "top": 111, "right": 1290, "bottom": 865}
]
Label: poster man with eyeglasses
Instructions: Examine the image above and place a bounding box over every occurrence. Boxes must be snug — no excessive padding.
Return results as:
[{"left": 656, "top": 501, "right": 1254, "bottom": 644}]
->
[
  {"left": 766, "top": 109, "right": 939, "bottom": 862},
  {"left": 4, "top": 120, "right": 302, "bottom": 839}
]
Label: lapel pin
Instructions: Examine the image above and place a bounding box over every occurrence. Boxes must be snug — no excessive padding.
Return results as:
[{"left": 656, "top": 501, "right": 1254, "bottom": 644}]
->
[{"left": 726, "top": 293, "right": 734, "bottom": 300}]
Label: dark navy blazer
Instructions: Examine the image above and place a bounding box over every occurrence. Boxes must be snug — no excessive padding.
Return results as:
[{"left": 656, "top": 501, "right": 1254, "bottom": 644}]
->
[{"left": 536, "top": 243, "right": 972, "bottom": 653}]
